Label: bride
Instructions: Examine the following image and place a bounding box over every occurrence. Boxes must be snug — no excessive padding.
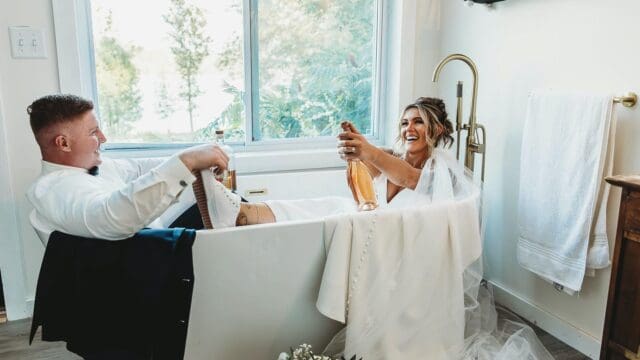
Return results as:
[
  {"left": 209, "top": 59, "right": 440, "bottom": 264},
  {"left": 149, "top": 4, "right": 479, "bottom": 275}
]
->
[{"left": 320, "top": 98, "right": 555, "bottom": 360}]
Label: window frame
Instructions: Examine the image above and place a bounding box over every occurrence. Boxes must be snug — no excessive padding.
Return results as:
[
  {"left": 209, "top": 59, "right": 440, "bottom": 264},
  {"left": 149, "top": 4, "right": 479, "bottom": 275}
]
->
[{"left": 52, "top": 0, "right": 389, "bottom": 172}]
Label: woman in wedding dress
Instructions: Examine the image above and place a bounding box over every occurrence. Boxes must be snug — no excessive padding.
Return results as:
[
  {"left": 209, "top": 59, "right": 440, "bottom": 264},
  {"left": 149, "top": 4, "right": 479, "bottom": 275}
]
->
[{"left": 316, "top": 98, "right": 555, "bottom": 359}]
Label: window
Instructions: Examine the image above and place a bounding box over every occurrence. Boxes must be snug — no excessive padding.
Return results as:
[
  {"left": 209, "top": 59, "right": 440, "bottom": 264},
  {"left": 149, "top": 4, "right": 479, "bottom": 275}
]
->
[{"left": 79, "top": 0, "right": 383, "bottom": 148}]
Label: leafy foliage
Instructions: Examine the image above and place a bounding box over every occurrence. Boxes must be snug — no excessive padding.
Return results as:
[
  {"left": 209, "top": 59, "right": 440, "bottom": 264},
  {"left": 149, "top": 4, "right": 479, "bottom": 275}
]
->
[
  {"left": 163, "top": 0, "right": 212, "bottom": 133},
  {"left": 93, "top": 0, "right": 377, "bottom": 143},
  {"left": 209, "top": 0, "right": 376, "bottom": 141},
  {"left": 196, "top": 82, "right": 245, "bottom": 142},
  {"left": 95, "top": 12, "right": 142, "bottom": 138},
  {"left": 155, "top": 79, "right": 176, "bottom": 122}
]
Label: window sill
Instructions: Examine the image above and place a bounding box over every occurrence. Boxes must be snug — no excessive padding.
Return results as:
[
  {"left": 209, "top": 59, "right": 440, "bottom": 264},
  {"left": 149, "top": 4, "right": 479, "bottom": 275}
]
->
[{"left": 104, "top": 146, "right": 348, "bottom": 175}]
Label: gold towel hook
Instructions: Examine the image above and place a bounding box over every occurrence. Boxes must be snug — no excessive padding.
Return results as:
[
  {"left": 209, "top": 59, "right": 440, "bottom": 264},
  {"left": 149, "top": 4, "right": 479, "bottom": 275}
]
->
[{"left": 613, "top": 92, "right": 637, "bottom": 108}]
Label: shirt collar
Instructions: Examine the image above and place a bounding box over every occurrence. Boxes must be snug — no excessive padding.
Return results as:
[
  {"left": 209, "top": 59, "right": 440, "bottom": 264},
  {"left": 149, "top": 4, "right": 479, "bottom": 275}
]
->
[{"left": 41, "top": 160, "right": 88, "bottom": 175}]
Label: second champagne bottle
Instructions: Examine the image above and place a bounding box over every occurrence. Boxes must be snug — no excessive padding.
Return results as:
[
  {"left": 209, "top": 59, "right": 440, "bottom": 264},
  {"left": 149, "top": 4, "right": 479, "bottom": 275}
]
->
[{"left": 214, "top": 129, "right": 236, "bottom": 192}]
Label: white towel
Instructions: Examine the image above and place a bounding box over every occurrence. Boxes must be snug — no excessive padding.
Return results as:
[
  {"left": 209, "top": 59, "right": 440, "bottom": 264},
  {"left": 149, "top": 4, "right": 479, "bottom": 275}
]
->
[{"left": 517, "top": 90, "right": 616, "bottom": 293}]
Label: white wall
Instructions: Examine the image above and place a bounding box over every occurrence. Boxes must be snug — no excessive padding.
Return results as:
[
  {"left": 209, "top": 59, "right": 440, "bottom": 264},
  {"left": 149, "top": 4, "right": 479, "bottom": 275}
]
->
[
  {"left": 0, "top": 73, "right": 29, "bottom": 320},
  {"left": 437, "top": 0, "right": 640, "bottom": 357},
  {"left": 0, "top": 0, "right": 59, "bottom": 320}
]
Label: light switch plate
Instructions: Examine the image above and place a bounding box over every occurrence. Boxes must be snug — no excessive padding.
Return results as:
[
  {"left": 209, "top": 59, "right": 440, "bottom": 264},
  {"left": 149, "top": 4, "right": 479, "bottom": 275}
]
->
[{"left": 9, "top": 26, "right": 47, "bottom": 59}]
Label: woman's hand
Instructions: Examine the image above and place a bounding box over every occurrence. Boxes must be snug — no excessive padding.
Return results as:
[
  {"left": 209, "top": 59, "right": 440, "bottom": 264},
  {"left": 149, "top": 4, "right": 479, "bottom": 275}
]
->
[{"left": 337, "top": 121, "right": 378, "bottom": 162}]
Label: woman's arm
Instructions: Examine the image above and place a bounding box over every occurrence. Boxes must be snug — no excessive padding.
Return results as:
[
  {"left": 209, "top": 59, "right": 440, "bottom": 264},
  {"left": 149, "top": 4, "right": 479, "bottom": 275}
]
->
[
  {"left": 365, "top": 148, "right": 421, "bottom": 189},
  {"left": 337, "top": 123, "right": 421, "bottom": 189},
  {"left": 359, "top": 147, "right": 392, "bottom": 179},
  {"left": 360, "top": 158, "right": 382, "bottom": 179}
]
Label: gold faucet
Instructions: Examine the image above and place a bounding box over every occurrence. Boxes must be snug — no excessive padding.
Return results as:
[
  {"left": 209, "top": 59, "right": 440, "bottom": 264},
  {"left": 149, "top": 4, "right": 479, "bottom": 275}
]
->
[{"left": 432, "top": 53, "right": 486, "bottom": 181}]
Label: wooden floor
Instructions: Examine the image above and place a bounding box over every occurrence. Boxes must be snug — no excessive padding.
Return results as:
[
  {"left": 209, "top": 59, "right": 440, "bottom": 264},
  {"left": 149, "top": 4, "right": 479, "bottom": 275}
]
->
[
  {"left": 532, "top": 326, "right": 590, "bottom": 360},
  {"left": 0, "top": 318, "right": 81, "bottom": 360},
  {"left": 1, "top": 316, "right": 589, "bottom": 359}
]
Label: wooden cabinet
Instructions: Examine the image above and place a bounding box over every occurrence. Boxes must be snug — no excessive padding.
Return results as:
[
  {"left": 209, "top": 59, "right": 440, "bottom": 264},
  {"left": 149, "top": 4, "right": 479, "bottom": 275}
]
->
[{"left": 601, "top": 175, "right": 640, "bottom": 360}]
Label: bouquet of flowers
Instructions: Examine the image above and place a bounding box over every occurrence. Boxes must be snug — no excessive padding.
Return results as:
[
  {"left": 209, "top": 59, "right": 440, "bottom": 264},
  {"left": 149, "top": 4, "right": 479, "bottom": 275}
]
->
[{"left": 278, "top": 344, "right": 361, "bottom": 360}]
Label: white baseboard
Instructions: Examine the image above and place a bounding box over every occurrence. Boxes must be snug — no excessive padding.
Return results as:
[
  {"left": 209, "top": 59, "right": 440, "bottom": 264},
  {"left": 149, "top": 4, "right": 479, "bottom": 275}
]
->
[{"left": 490, "top": 281, "right": 600, "bottom": 359}]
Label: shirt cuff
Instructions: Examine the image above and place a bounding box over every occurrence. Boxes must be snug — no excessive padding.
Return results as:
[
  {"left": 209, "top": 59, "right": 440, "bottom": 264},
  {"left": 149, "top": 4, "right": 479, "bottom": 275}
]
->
[{"left": 154, "top": 155, "right": 197, "bottom": 196}]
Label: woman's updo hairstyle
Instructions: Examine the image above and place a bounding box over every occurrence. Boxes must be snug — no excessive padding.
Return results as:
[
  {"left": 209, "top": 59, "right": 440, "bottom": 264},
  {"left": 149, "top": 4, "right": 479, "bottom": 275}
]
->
[{"left": 396, "top": 97, "right": 454, "bottom": 152}]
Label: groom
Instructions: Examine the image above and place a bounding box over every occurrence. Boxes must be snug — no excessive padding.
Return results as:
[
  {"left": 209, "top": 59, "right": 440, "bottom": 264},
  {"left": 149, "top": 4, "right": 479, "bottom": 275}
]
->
[{"left": 26, "top": 94, "right": 242, "bottom": 360}]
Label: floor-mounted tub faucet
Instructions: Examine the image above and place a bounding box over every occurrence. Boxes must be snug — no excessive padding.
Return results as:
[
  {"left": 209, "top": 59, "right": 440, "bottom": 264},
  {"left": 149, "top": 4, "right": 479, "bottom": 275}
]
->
[{"left": 432, "top": 53, "right": 486, "bottom": 181}]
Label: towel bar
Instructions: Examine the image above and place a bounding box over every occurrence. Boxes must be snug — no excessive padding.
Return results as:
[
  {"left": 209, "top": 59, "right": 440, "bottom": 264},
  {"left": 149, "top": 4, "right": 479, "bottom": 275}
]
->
[{"left": 613, "top": 92, "right": 637, "bottom": 108}]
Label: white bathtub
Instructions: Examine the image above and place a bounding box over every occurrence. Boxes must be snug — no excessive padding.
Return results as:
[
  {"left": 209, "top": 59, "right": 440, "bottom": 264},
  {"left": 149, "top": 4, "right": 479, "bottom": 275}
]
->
[{"left": 184, "top": 169, "right": 349, "bottom": 359}]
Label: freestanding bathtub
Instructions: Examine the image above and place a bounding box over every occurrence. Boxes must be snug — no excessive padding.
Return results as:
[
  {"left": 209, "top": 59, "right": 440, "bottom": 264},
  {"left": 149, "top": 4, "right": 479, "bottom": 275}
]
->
[{"left": 184, "top": 169, "right": 349, "bottom": 359}]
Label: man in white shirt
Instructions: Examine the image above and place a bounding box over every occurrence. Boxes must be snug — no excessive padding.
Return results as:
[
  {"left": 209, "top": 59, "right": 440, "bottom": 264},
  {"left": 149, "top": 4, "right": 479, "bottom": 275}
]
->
[{"left": 27, "top": 94, "right": 239, "bottom": 242}]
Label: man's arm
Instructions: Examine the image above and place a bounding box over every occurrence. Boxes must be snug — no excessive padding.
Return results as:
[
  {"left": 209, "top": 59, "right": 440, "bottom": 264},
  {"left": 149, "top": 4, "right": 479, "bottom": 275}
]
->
[
  {"left": 110, "top": 143, "right": 230, "bottom": 182},
  {"left": 30, "top": 145, "right": 229, "bottom": 240},
  {"left": 109, "top": 157, "right": 166, "bottom": 183}
]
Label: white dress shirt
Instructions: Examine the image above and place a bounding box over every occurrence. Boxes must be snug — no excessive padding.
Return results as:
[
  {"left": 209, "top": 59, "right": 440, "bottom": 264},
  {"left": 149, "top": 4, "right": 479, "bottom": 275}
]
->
[{"left": 27, "top": 155, "right": 196, "bottom": 242}]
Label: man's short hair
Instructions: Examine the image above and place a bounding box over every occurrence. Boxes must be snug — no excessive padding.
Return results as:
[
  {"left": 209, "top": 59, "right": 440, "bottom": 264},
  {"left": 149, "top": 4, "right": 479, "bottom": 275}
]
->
[{"left": 27, "top": 94, "right": 94, "bottom": 137}]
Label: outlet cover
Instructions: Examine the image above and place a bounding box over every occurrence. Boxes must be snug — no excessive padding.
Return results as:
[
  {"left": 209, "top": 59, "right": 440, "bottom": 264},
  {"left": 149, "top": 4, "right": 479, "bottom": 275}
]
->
[{"left": 9, "top": 26, "right": 47, "bottom": 59}]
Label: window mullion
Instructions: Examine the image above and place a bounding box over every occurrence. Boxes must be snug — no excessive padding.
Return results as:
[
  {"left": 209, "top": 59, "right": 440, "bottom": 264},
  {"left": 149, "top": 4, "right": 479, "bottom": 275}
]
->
[
  {"left": 250, "top": 0, "right": 261, "bottom": 142},
  {"left": 243, "top": 0, "right": 261, "bottom": 145},
  {"left": 242, "top": 0, "right": 252, "bottom": 146},
  {"left": 372, "top": 0, "right": 385, "bottom": 141}
]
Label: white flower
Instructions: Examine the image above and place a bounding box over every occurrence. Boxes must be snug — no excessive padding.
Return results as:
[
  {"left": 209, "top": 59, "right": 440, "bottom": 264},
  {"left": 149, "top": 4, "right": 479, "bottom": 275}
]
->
[{"left": 280, "top": 343, "right": 339, "bottom": 360}]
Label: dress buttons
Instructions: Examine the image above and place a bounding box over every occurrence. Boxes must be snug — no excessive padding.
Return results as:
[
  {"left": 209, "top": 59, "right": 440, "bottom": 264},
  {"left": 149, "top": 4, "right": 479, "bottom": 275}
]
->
[
  {"left": 179, "top": 180, "right": 188, "bottom": 187},
  {"left": 178, "top": 319, "right": 187, "bottom": 325}
]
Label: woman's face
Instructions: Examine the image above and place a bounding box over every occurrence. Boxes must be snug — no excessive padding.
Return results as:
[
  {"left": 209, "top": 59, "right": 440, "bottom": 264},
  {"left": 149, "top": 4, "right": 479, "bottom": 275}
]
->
[{"left": 400, "top": 107, "right": 430, "bottom": 155}]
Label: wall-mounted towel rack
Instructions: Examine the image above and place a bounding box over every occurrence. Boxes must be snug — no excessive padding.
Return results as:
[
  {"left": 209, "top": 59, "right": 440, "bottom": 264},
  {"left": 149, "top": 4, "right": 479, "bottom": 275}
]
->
[{"left": 613, "top": 92, "right": 637, "bottom": 107}]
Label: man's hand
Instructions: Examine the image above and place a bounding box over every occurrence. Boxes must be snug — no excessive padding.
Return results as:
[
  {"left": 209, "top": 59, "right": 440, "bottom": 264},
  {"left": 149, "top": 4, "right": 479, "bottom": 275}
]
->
[{"left": 179, "top": 144, "right": 229, "bottom": 173}]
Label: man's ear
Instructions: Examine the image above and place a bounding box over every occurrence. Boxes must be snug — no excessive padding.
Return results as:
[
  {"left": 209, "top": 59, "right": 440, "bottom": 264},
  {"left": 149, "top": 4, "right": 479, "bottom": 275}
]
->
[{"left": 54, "top": 135, "right": 72, "bottom": 152}]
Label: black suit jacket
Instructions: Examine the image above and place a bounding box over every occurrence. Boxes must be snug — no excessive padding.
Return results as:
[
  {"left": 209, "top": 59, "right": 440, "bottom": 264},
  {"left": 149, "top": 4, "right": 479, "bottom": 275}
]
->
[{"left": 30, "top": 228, "right": 196, "bottom": 359}]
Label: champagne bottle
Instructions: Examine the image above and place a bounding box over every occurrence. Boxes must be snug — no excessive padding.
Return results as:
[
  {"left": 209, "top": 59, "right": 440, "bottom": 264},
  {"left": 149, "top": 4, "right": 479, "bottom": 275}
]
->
[
  {"left": 347, "top": 159, "right": 378, "bottom": 211},
  {"left": 214, "top": 129, "right": 237, "bottom": 192}
]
